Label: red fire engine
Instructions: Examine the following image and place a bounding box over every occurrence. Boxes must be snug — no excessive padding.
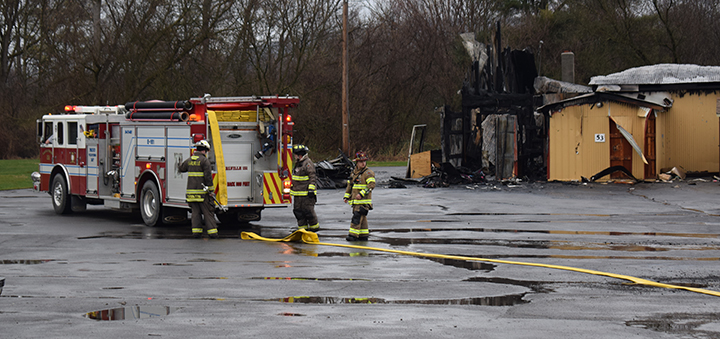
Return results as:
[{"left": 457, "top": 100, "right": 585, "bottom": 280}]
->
[{"left": 32, "top": 95, "right": 298, "bottom": 226}]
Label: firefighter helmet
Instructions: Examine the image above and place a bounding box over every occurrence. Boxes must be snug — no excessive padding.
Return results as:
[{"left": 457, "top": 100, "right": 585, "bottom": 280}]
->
[
  {"left": 195, "top": 140, "right": 211, "bottom": 151},
  {"left": 292, "top": 144, "right": 308, "bottom": 156},
  {"left": 354, "top": 151, "right": 368, "bottom": 162}
]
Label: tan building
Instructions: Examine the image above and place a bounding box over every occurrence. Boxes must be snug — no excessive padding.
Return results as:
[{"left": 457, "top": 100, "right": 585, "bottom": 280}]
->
[{"left": 538, "top": 64, "right": 720, "bottom": 182}]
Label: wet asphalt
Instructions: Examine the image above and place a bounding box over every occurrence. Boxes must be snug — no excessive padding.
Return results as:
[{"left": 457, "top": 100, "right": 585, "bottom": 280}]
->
[{"left": 1, "top": 167, "right": 720, "bottom": 338}]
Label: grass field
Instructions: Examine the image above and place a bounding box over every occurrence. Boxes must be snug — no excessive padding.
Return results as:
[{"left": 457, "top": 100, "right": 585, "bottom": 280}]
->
[
  {"left": 0, "top": 159, "right": 404, "bottom": 191},
  {"left": 0, "top": 159, "right": 39, "bottom": 190}
]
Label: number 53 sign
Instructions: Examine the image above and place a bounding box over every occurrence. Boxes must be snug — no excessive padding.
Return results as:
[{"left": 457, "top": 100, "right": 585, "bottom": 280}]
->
[{"left": 595, "top": 134, "right": 606, "bottom": 142}]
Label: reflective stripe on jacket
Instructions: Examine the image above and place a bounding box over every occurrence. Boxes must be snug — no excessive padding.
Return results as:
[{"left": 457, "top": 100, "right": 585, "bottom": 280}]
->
[
  {"left": 344, "top": 167, "right": 375, "bottom": 206},
  {"left": 291, "top": 155, "right": 316, "bottom": 196},
  {"left": 179, "top": 153, "right": 213, "bottom": 203}
]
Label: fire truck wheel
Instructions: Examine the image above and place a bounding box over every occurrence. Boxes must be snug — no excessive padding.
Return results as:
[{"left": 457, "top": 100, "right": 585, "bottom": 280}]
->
[
  {"left": 238, "top": 209, "right": 261, "bottom": 222},
  {"left": 51, "top": 173, "right": 72, "bottom": 215},
  {"left": 140, "top": 181, "right": 162, "bottom": 227}
]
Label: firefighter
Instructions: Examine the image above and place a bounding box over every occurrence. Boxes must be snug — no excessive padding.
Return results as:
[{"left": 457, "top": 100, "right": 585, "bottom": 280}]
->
[
  {"left": 179, "top": 140, "right": 219, "bottom": 238},
  {"left": 290, "top": 144, "right": 319, "bottom": 231},
  {"left": 343, "top": 151, "right": 375, "bottom": 241}
]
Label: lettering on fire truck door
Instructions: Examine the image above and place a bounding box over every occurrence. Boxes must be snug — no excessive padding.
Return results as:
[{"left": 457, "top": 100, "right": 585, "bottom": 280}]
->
[{"left": 223, "top": 141, "right": 254, "bottom": 201}]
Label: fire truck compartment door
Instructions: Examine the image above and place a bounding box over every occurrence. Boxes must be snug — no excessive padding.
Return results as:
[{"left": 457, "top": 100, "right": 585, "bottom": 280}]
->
[
  {"left": 86, "top": 139, "right": 99, "bottom": 195},
  {"left": 136, "top": 126, "right": 166, "bottom": 160},
  {"left": 166, "top": 126, "right": 192, "bottom": 202},
  {"left": 120, "top": 127, "right": 136, "bottom": 194},
  {"left": 222, "top": 140, "right": 254, "bottom": 201}
]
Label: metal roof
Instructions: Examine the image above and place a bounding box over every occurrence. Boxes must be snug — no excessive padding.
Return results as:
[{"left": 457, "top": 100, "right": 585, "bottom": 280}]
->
[{"left": 589, "top": 64, "right": 720, "bottom": 85}]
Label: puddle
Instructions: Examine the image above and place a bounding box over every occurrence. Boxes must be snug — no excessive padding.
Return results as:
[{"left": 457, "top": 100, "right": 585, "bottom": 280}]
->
[
  {"left": 626, "top": 312, "right": 719, "bottom": 335},
  {"left": 447, "top": 212, "right": 617, "bottom": 217},
  {"left": 317, "top": 252, "right": 389, "bottom": 258},
  {"left": 253, "top": 277, "right": 372, "bottom": 281},
  {"left": 464, "top": 277, "right": 555, "bottom": 293},
  {"left": 84, "top": 306, "right": 182, "bottom": 321},
  {"left": 485, "top": 253, "right": 720, "bottom": 261},
  {"left": 187, "top": 258, "right": 221, "bottom": 262},
  {"left": 427, "top": 257, "right": 496, "bottom": 272},
  {"left": 372, "top": 237, "right": 719, "bottom": 254},
  {"left": 0, "top": 259, "right": 64, "bottom": 265},
  {"left": 270, "top": 294, "right": 528, "bottom": 306},
  {"left": 374, "top": 227, "right": 719, "bottom": 239}
]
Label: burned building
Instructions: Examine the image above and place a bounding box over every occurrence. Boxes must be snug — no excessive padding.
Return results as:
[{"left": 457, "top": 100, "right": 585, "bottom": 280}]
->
[{"left": 438, "top": 31, "right": 548, "bottom": 181}]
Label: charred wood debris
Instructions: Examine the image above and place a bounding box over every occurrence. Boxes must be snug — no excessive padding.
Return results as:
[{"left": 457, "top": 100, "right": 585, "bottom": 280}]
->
[
  {"left": 315, "top": 26, "right": 548, "bottom": 190},
  {"left": 396, "top": 25, "right": 547, "bottom": 190}
]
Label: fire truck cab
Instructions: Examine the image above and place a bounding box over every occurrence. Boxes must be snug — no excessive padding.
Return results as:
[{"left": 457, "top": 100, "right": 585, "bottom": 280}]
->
[{"left": 33, "top": 95, "right": 298, "bottom": 227}]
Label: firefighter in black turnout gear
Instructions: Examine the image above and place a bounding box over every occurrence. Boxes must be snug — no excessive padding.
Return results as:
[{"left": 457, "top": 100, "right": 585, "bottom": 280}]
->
[
  {"left": 290, "top": 144, "right": 319, "bottom": 231},
  {"left": 179, "top": 140, "right": 219, "bottom": 238}
]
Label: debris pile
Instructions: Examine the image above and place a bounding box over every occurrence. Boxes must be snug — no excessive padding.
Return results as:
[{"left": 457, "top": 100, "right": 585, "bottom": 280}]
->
[{"left": 315, "top": 150, "right": 355, "bottom": 189}]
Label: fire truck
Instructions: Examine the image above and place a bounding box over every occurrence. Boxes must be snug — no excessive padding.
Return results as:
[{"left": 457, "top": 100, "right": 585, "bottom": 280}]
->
[{"left": 32, "top": 95, "right": 298, "bottom": 226}]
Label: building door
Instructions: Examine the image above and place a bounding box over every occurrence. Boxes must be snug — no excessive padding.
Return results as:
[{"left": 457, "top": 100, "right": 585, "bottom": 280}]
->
[
  {"left": 644, "top": 113, "right": 657, "bottom": 179},
  {"left": 609, "top": 121, "right": 633, "bottom": 179}
]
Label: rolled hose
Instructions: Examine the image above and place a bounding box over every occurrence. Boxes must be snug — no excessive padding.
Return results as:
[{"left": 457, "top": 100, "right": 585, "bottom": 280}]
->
[
  {"left": 241, "top": 229, "right": 720, "bottom": 298},
  {"left": 125, "top": 111, "right": 189, "bottom": 122},
  {"left": 124, "top": 100, "right": 192, "bottom": 111}
]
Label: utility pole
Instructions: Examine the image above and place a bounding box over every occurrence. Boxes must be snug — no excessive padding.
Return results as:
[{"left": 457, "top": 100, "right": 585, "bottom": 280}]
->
[{"left": 341, "top": 0, "right": 350, "bottom": 155}]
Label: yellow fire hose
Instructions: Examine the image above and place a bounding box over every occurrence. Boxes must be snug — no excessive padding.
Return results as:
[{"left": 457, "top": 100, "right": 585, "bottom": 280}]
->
[{"left": 241, "top": 229, "right": 720, "bottom": 298}]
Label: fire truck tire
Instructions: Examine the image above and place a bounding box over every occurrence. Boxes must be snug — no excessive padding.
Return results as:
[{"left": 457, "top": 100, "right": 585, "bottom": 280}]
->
[
  {"left": 140, "top": 181, "right": 162, "bottom": 227},
  {"left": 162, "top": 207, "right": 188, "bottom": 224},
  {"left": 51, "top": 173, "right": 72, "bottom": 215},
  {"left": 238, "top": 209, "right": 261, "bottom": 222}
]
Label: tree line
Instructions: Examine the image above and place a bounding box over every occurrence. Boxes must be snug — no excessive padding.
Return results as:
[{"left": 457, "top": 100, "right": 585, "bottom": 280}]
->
[{"left": 1, "top": 0, "right": 719, "bottom": 160}]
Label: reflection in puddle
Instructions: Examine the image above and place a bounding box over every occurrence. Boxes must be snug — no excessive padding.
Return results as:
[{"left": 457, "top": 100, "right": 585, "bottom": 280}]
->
[
  {"left": 465, "top": 277, "right": 555, "bottom": 293},
  {"left": 373, "top": 237, "right": 720, "bottom": 255},
  {"left": 487, "top": 254, "right": 720, "bottom": 261},
  {"left": 427, "top": 257, "right": 496, "bottom": 272},
  {"left": 84, "top": 306, "right": 182, "bottom": 321},
  {"left": 279, "top": 312, "right": 305, "bottom": 316},
  {"left": 271, "top": 294, "right": 527, "bottom": 306},
  {"left": 317, "top": 252, "right": 388, "bottom": 258},
  {"left": 626, "top": 312, "right": 719, "bottom": 335}
]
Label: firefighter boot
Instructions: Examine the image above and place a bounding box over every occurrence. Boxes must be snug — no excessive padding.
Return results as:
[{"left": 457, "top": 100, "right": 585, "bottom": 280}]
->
[
  {"left": 192, "top": 228, "right": 203, "bottom": 238},
  {"left": 208, "top": 228, "right": 219, "bottom": 239}
]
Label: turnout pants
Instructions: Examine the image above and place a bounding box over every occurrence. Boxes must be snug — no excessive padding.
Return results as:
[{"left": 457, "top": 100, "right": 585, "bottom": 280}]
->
[
  {"left": 190, "top": 195, "right": 218, "bottom": 235},
  {"left": 293, "top": 196, "right": 319, "bottom": 231},
  {"left": 348, "top": 204, "right": 370, "bottom": 238}
]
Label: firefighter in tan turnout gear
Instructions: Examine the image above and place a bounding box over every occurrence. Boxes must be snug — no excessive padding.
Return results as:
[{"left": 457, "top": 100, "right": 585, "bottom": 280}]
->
[
  {"left": 179, "top": 140, "right": 219, "bottom": 238},
  {"left": 290, "top": 144, "right": 319, "bottom": 231},
  {"left": 343, "top": 151, "right": 375, "bottom": 241}
]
